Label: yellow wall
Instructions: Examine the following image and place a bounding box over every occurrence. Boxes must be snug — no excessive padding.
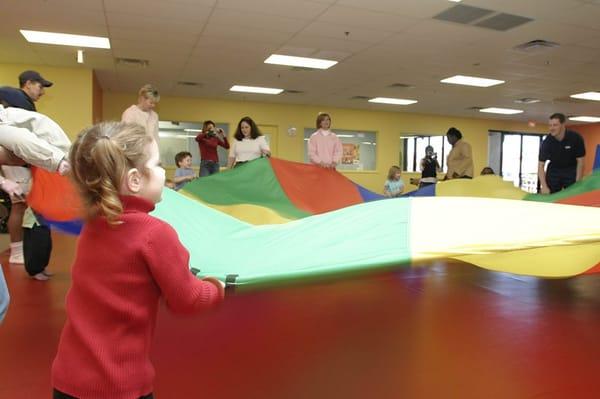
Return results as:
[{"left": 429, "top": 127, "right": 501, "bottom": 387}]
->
[
  {"left": 0, "top": 63, "right": 93, "bottom": 139},
  {"left": 104, "top": 92, "right": 543, "bottom": 192}
]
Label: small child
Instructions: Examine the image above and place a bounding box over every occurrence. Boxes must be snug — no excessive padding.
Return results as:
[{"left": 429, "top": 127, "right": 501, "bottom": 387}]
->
[
  {"left": 51, "top": 122, "right": 224, "bottom": 399},
  {"left": 384, "top": 165, "right": 405, "bottom": 197},
  {"left": 308, "top": 112, "right": 342, "bottom": 169},
  {"left": 480, "top": 166, "right": 495, "bottom": 175},
  {"left": 173, "top": 151, "right": 195, "bottom": 191},
  {"left": 22, "top": 207, "right": 53, "bottom": 281}
]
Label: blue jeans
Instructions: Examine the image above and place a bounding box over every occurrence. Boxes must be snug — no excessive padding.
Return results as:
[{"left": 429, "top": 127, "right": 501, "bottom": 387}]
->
[{"left": 199, "top": 160, "right": 220, "bottom": 177}]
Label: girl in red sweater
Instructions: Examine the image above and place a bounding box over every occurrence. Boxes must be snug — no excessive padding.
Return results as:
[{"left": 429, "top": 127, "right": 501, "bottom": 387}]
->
[{"left": 51, "top": 122, "right": 225, "bottom": 399}]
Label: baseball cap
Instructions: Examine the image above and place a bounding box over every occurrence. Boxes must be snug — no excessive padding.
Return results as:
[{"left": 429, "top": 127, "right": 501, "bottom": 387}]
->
[{"left": 18, "top": 70, "right": 53, "bottom": 87}]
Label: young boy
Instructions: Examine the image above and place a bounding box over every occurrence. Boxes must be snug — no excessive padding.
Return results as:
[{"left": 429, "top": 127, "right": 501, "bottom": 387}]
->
[{"left": 173, "top": 151, "right": 195, "bottom": 191}]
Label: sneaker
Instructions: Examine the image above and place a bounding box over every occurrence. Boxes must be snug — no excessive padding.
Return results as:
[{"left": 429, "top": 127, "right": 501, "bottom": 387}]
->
[
  {"left": 31, "top": 272, "right": 50, "bottom": 281},
  {"left": 9, "top": 253, "right": 24, "bottom": 264}
]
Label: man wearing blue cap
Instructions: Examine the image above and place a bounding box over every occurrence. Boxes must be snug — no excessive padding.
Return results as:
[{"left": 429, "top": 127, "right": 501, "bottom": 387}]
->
[
  {"left": 0, "top": 70, "right": 53, "bottom": 268},
  {"left": 2, "top": 70, "right": 54, "bottom": 112}
]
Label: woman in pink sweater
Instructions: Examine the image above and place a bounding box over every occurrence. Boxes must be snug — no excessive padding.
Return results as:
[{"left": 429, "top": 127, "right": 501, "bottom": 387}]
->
[
  {"left": 51, "top": 122, "right": 224, "bottom": 399},
  {"left": 308, "top": 112, "right": 342, "bottom": 169}
]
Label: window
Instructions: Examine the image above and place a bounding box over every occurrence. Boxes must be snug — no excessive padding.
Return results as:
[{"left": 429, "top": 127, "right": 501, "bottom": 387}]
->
[
  {"left": 303, "top": 128, "right": 377, "bottom": 171},
  {"left": 488, "top": 131, "right": 544, "bottom": 193},
  {"left": 401, "top": 135, "right": 449, "bottom": 173},
  {"left": 158, "top": 121, "right": 229, "bottom": 167}
]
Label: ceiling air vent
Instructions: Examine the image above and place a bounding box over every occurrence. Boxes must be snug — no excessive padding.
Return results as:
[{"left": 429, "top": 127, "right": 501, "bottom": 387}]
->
[
  {"left": 283, "top": 89, "right": 304, "bottom": 94},
  {"left": 434, "top": 5, "right": 533, "bottom": 31},
  {"left": 434, "top": 4, "right": 494, "bottom": 24},
  {"left": 388, "top": 83, "right": 414, "bottom": 89},
  {"left": 514, "top": 97, "right": 541, "bottom": 104},
  {"left": 475, "top": 13, "right": 533, "bottom": 31},
  {"left": 177, "top": 81, "right": 201, "bottom": 86},
  {"left": 466, "top": 106, "right": 484, "bottom": 111},
  {"left": 514, "top": 39, "right": 559, "bottom": 53},
  {"left": 115, "top": 57, "right": 149, "bottom": 67}
]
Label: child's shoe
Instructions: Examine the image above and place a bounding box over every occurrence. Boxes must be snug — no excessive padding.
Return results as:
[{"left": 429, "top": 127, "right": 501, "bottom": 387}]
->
[{"left": 31, "top": 272, "right": 50, "bottom": 281}]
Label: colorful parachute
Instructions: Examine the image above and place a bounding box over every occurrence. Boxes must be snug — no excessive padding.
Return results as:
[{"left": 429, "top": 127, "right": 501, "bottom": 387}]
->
[{"left": 27, "top": 158, "right": 600, "bottom": 283}]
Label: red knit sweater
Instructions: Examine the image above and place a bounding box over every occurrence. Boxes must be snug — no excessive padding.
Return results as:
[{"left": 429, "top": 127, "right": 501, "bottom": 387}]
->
[
  {"left": 51, "top": 196, "right": 224, "bottom": 399},
  {"left": 195, "top": 132, "right": 230, "bottom": 162}
]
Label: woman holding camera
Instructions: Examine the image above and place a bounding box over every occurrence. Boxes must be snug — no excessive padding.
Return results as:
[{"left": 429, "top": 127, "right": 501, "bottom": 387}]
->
[
  {"left": 196, "top": 120, "right": 229, "bottom": 176},
  {"left": 419, "top": 145, "right": 441, "bottom": 188}
]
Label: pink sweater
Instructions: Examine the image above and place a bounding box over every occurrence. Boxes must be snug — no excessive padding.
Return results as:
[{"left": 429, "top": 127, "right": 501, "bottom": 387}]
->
[
  {"left": 308, "top": 129, "right": 342, "bottom": 165},
  {"left": 121, "top": 105, "right": 159, "bottom": 144}
]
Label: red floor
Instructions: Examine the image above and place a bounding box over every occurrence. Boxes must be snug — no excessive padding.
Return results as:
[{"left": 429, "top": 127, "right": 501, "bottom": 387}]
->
[{"left": 1, "top": 232, "right": 600, "bottom": 398}]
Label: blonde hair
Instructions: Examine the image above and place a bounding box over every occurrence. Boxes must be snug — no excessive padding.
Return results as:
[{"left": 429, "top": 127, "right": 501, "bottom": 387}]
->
[
  {"left": 138, "top": 84, "right": 160, "bottom": 102},
  {"left": 387, "top": 165, "right": 402, "bottom": 180},
  {"left": 70, "top": 121, "right": 153, "bottom": 224}
]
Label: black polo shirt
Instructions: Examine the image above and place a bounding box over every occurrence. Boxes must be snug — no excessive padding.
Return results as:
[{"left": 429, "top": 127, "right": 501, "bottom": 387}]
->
[
  {"left": 539, "top": 130, "right": 585, "bottom": 169},
  {"left": 0, "top": 86, "right": 36, "bottom": 111}
]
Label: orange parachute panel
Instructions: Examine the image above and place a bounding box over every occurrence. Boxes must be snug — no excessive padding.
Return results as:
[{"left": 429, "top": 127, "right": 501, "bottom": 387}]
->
[
  {"left": 27, "top": 167, "right": 83, "bottom": 221},
  {"left": 270, "top": 157, "right": 363, "bottom": 214}
]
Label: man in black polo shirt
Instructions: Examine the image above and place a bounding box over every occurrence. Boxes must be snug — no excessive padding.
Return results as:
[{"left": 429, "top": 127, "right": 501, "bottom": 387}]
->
[
  {"left": 538, "top": 113, "right": 586, "bottom": 194},
  {"left": 0, "top": 70, "right": 53, "bottom": 112}
]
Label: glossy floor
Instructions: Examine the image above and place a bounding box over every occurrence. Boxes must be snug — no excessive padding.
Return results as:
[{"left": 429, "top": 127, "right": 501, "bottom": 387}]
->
[{"left": 1, "top": 233, "right": 599, "bottom": 398}]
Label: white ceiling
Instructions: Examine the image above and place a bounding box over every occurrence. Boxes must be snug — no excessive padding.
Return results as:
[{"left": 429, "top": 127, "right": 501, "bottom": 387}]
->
[{"left": 1, "top": 0, "right": 600, "bottom": 122}]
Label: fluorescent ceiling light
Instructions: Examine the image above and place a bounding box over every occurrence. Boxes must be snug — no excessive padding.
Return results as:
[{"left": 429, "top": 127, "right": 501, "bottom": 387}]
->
[
  {"left": 77, "top": 49, "right": 84, "bottom": 64},
  {"left": 569, "top": 116, "right": 600, "bottom": 123},
  {"left": 570, "top": 92, "right": 600, "bottom": 101},
  {"left": 368, "top": 97, "right": 418, "bottom": 105},
  {"left": 264, "top": 54, "right": 337, "bottom": 69},
  {"left": 230, "top": 85, "right": 283, "bottom": 95},
  {"left": 441, "top": 75, "right": 505, "bottom": 87},
  {"left": 448, "top": 0, "right": 462, "bottom": 2},
  {"left": 20, "top": 29, "right": 110, "bottom": 49},
  {"left": 479, "top": 107, "right": 523, "bottom": 115}
]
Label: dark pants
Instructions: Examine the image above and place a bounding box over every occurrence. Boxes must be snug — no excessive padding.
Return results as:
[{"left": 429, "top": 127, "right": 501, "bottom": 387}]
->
[
  {"left": 53, "top": 389, "right": 153, "bottom": 399},
  {"left": 199, "top": 160, "right": 220, "bottom": 177},
  {"left": 546, "top": 167, "right": 576, "bottom": 193},
  {"left": 419, "top": 182, "right": 436, "bottom": 189},
  {"left": 23, "top": 225, "right": 52, "bottom": 276}
]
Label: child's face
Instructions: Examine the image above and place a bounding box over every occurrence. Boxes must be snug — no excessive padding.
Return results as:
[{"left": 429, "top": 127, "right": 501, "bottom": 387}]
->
[
  {"left": 179, "top": 156, "right": 192, "bottom": 169},
  {"left": 395, "top": 171, "right": 401, "bottom": 179},
  {"left": 320, "top": 116, "right": 331, "bottom": 130},
  {"left": 138, "top": 140, "right": 165, "bottom": 204}
]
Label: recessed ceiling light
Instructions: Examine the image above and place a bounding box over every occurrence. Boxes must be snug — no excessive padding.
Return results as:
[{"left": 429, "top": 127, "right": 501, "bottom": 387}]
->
[
  {"left": 568, "top": 116, "right": 600, "bottom": 123},
  {"left": 230, "top": 85, "right": 283, "bottom": 95},
  {"left": 368, "top": 97, "right": 418, "bottom": 105},
  {"left": 441, "top": 75, "right": 505, "bottom": 87},
  {"left": 448, "top": 0, "right": 462, "bottom": 2},
  {"left": 264, "top": 54, "right": 337, "bottom": 70},
  {"left": 20, "top": 29, "right": 110, "bottom": 49},
  {"left": 479, "top": 107, "right": 523, "bottom": 115},
  {"left": 570, "top": 92, "right": 600, "bottom": 101}
]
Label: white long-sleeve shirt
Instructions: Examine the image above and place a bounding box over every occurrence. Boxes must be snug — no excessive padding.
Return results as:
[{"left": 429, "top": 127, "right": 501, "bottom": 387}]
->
[{"left": 0, "top": 105, "right": 70, "bottom": 171}]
